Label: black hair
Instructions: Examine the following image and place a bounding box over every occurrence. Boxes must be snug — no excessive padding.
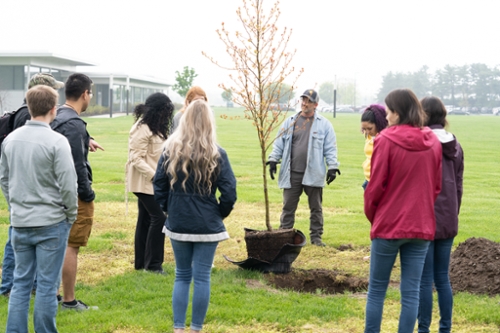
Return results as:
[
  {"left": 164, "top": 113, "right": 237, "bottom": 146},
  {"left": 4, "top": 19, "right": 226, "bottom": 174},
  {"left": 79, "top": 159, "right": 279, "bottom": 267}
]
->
[
  {"left": 421, "top": 96, "right": 448, "bottom": 128},
  {"left": 361, "top": 104, "right": 388, "bottom": 133},
  {"left": 65, "top": 73, "right": 93, "bottom": 101},
  {"left": 133, "top": 92, "right": 174, "bottom": 139}
]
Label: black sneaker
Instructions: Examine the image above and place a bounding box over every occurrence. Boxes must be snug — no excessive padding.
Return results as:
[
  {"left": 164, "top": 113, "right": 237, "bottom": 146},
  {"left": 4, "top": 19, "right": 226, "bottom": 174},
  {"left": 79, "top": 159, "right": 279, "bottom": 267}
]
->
[
  {"left": 146, "top": 269, "right": 166, "bottom": 275},
  {"left": 1, "top": 291, "right": 10, "bottom": 298},
  {"left": 311, "top": 239, "right": 326, "bottom": 247},
  {"left": 57, "top": 295, "right": 63, "bottom": 304},
  {"left": 61, "top": 299, "right": 98, "bottom": 311}
]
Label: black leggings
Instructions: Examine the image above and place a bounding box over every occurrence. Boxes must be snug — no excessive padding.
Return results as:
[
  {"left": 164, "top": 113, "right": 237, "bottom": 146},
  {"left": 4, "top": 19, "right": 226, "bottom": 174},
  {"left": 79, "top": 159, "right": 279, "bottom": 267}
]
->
[{"left": 133, "top": 192, "right": 166, "bottom": 271}]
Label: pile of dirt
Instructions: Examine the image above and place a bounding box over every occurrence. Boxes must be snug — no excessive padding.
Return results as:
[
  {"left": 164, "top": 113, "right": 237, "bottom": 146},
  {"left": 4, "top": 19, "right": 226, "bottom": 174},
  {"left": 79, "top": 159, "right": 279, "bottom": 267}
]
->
[
  {"left": 264, "top": 269, "right": 368, "bottom": 294},
  {"left": 449, "top": 237, "right": 500, "bottom": 296}
]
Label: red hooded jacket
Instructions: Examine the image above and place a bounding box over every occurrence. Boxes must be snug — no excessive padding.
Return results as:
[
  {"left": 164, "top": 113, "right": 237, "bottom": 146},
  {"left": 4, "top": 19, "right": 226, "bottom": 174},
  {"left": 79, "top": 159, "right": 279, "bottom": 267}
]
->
[{"left": 364, "top": 124, "right": 442, "bottom": 240}]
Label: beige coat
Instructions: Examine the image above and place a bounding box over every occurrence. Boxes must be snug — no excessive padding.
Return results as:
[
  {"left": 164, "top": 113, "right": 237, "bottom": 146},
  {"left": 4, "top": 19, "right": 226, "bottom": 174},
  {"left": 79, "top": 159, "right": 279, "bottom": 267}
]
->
[{"left": 125, "top": 121, "right": 165, "bottom": 195}]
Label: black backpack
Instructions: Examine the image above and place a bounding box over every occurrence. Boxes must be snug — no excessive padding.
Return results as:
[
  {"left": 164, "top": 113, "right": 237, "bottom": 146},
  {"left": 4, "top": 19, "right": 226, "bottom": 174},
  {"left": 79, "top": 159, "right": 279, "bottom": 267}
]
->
[{"left": 0, "top": 106, "right": 23, "bottom": 154}]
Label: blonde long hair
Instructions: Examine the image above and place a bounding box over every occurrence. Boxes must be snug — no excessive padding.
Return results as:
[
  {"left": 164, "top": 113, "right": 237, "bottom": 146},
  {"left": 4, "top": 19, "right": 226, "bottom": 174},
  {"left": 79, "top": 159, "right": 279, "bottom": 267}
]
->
[{"left": 163, "top": 100, "right": 220, "bottom": 193}]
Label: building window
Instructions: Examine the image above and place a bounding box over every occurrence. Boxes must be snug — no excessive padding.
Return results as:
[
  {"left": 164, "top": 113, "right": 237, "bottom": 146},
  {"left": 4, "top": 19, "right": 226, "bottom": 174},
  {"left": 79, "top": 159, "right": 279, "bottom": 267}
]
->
[{"left": 0, "top": 66, "right": 24, "bottom": 90}]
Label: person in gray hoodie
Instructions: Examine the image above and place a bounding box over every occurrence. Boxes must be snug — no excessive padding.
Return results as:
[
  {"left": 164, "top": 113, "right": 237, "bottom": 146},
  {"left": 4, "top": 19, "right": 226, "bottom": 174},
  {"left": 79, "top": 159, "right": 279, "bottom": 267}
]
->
[
  {"left": 418, "top": 96, "right": 464, "bottom": 333},
  {"left": 0, "top": 85, "right": 77, "bottom": 332}
]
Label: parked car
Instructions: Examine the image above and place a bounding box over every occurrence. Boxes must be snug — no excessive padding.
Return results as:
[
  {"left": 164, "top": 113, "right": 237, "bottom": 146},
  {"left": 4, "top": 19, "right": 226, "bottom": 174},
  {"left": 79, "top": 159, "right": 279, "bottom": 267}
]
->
[
  {"left": 336, "top": 107, "right": 355, "bottom": 113},
  {"left": 480, "top": 107, "right": 491, "bottom": 114},
  {"left": 469, "top": 107, "right": 480, "bottom": 114},
  {"left": 445, "top": 105, "right": 455, "bottom": 113},
  {"left": 357, "top": 106, "right": 368, "bottom": 114},
  {"left": 270, "top": 103, "right": 295, "bottom": 111},
  {"left": 448, "top": 107, "right": 470, "bottom": 116}
]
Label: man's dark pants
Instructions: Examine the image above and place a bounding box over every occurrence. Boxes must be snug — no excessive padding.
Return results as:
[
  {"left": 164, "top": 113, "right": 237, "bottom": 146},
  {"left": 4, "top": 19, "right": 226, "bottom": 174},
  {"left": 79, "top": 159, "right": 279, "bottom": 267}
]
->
[{"left": 279, "top": 171, "right": 323, "bottom": 242}]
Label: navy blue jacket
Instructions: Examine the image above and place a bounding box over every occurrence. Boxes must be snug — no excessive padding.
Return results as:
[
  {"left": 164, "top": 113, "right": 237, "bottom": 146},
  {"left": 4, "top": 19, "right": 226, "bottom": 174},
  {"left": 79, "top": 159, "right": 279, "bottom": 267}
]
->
[
  {"left": 153, "top": 147, "right": 237, "bottom": 242},
  {"left": 430, "top": 125, "right": 464, "bottom": 239},
  {"left": 51, "top": 106, "right": 95, "bottom": 202}
]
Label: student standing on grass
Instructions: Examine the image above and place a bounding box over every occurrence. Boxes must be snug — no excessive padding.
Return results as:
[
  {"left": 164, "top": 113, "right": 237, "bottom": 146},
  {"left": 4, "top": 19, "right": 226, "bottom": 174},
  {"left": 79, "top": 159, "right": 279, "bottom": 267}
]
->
[
  {"left": 0, "top": 73, "right": 65, "bottom": 299},
  {"left": 154, "top": 100, "right": 237, "bottom": 333},
  {"left": 364, "top": 89, "right": 442, "bottom": 333},
  {"left": 51, "top": 73, "right": 103, "bottom": 311},
  {"left": 0, "top": 85, "right": 78, "bottom": 333},
  {"left": 126, "top": 92, "right": 174, "bottom": 274},
  {"left": 417, "top": 96, "right": 464, "bottom": 333},
  {"left": 170, "top": 86, "right": 208, "bottom": 133},
  {"left": 360, "top": 104, "right": 387, "bottom": 190}
]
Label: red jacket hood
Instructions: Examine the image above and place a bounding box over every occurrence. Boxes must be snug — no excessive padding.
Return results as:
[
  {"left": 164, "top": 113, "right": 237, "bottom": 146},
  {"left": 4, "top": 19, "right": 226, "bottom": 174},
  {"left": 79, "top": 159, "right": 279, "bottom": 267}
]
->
[{"left": 379, "top": 124, "right": 437, "bottom": 152}]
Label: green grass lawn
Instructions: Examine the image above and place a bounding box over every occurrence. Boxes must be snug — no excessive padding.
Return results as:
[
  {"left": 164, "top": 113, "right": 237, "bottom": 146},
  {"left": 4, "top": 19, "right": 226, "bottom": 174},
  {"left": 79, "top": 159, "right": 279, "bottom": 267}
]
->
[{"left": 0, "top": 109, "right": 499, "bottom": 332}]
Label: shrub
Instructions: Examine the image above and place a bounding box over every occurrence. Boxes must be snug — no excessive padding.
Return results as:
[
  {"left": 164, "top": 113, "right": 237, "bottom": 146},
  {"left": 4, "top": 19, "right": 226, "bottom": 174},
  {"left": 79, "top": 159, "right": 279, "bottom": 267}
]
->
[{"left": 82, "top": 104, "right": 110, "bottom": 117}]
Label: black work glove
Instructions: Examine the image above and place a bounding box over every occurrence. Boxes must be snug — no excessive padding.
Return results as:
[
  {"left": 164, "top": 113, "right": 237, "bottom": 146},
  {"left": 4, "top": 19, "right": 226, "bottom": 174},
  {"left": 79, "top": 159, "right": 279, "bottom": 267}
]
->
[
  {"left": 326, "top": 169, "right": 341, "bottom": 185},
  {"left": 266, "top": 161, "right": 277, "bottom": 180}
]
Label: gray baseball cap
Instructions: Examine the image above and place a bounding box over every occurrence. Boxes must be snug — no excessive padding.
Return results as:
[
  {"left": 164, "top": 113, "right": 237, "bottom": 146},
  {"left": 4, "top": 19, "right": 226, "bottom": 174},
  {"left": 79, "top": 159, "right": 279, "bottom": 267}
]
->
[
  {"left": 28, "top": 73, "right": 65, "bottom": 89},
  {"left": 300, "top": 89, "right": 319, "bottom": 103}
]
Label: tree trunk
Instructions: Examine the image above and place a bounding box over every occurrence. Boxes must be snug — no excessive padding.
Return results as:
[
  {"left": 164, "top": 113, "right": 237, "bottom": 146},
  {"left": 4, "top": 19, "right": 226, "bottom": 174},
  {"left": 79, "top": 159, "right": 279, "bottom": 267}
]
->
[{"left": 262, "top": 146, "right": 272, "bottom": 231}]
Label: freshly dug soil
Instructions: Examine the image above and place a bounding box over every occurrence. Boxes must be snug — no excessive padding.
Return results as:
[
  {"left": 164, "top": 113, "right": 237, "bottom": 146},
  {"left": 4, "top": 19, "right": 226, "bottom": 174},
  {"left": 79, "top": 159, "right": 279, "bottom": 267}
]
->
[
  {"left": 264, "top": 269, "right": 368, "bottom": 294},
  {"left": 449, "top": 237, "right": 500, "bottom": 296}
]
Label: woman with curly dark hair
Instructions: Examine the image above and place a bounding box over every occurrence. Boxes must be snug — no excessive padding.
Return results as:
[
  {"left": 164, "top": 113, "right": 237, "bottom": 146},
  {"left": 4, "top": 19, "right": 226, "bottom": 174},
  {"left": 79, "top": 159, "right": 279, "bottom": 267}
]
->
[{"left": 126, "top": 92, "right": 174, "bottom": 273}]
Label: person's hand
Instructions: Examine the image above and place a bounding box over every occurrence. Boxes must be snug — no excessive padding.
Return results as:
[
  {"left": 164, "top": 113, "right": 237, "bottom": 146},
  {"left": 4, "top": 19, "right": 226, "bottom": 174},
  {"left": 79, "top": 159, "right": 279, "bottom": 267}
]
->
[
  {"left": 89, "top": 139, "right": 104, "bottom": 152},
  {"left": 326, "top": 169, "right": 341, "bottom": 185},
  {"left": 266, "top": 161, "right": 277, "bottom": 180}
]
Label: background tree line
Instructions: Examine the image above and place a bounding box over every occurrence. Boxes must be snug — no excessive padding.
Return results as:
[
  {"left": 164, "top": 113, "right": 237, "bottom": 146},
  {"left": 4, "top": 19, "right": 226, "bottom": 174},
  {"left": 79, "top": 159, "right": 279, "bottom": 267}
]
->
[{"left": 377, "top": 64, "right": 500, "bottom": 108}]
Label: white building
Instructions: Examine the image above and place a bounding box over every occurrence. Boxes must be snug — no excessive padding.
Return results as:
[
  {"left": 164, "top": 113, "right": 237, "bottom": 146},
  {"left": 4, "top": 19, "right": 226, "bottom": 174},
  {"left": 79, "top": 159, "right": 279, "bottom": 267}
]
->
[{"left": 0, "top": 52, "right": 171, "bottom": 115}]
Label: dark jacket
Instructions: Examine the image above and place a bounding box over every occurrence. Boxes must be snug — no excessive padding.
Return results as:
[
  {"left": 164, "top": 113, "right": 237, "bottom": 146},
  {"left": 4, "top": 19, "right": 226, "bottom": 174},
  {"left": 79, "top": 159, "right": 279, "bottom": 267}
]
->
[
  {"left": 51, "top": 106, "right": 95, "bottom": 202},
  {"left": 12, "top": 102, "right": 30, "bottom": 130},
  {"left": 153, "top": 147, "right": 237, "bottom": 242},
  {"left": 429, "top": 125, "right": 464, "bottom": 239},
  {"left": 364, "top": 125, "right": 442, "bottom": 241}
]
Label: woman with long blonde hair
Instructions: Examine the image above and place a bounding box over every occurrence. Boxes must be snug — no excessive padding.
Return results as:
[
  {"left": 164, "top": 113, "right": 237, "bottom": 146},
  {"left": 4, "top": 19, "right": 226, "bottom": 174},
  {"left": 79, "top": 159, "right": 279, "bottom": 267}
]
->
[{"left": 153, "top": 100, "right": 236, "bottom": 333}]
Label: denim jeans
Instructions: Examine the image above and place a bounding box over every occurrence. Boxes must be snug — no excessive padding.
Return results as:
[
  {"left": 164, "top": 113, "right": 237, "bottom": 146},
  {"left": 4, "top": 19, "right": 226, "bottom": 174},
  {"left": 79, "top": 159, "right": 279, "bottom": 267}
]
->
[
  {"left": 1, "top": 227, "right": 38, "bottom": 295},
  {"left": 418, "top": 238, "right": 454, "bottom": 333},
  {"left": 170, "top": 239, "right": 218, "bottom": 331},
  {"left": 6, "top": 220, "right": 71, "bottom": 333},
  {"left": 1, "top": 226, "right": 15, "bottom": 295},
  {"left": 365, "top": 238, "right": 430, "bottom": 333}
]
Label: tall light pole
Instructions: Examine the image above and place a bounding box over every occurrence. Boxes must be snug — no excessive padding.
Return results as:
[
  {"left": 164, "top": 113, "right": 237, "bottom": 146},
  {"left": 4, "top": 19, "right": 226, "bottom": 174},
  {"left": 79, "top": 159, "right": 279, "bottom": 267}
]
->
[{"left": 333, "top": 75, "right": 337, "bottom": 119}]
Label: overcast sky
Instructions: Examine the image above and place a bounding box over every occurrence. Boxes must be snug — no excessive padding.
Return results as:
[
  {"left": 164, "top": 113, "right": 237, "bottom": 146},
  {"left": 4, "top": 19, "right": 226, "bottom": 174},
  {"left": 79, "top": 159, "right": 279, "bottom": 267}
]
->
[{"left": 1, "top": 0, "right": 499, "bottom": 104}]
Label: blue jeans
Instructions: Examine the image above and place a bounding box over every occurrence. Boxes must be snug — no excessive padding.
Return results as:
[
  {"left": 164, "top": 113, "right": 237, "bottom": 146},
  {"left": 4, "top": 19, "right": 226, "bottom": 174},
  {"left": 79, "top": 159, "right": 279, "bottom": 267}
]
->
[
  {"left": 6, "top": 220, "right": 71, "bottom": 333},
  {"left": 1, "top": 227, "right": 37, "bottom": 295},
  {"left": 418, "top": 238, "right": 454, "bottom": 333},
  {"left": 365, "top": 238, "right": 430, "bottom": 333},
  {"left": 1, "top": 226, "right": 16, "bottom": 295},
  {"left": 170, "top": 239, "right": 218, "bottom": 331}
]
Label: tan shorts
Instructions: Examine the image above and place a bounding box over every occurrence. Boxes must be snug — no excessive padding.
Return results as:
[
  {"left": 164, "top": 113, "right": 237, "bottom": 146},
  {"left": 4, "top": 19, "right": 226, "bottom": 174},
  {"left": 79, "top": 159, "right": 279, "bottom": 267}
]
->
[{"left": 67, "top": 198, "right": 94, "bottom": 247}]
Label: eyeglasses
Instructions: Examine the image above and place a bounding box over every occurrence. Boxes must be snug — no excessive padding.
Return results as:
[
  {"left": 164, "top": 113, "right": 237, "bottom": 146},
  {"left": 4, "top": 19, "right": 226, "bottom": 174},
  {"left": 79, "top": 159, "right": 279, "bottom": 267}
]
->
[{"left": 87, "top": 90, "right": 93, "bottom": 97}]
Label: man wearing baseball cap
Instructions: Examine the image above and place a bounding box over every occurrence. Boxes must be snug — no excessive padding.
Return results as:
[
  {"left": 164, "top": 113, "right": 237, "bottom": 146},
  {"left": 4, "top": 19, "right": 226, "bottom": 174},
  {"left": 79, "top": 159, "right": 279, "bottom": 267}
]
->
[
  {"left": 267, "top": 89, "right": 341, "bottom": 247},
  {"left": 12, "top": 73, "right": 65, "bottom": 129},
  {"left": 0, "top": 73, "right": 65, "bottom": 299}
]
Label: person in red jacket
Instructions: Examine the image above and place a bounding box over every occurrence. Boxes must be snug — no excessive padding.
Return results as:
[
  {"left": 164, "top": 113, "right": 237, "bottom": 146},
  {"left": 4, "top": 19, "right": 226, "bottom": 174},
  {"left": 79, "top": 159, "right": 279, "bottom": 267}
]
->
[
  {"left": 417, "top": 96, "right": 464, "bottom": 333},
  {"left": 363, "top": 89, "right": 442, "bottom": 333}
]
